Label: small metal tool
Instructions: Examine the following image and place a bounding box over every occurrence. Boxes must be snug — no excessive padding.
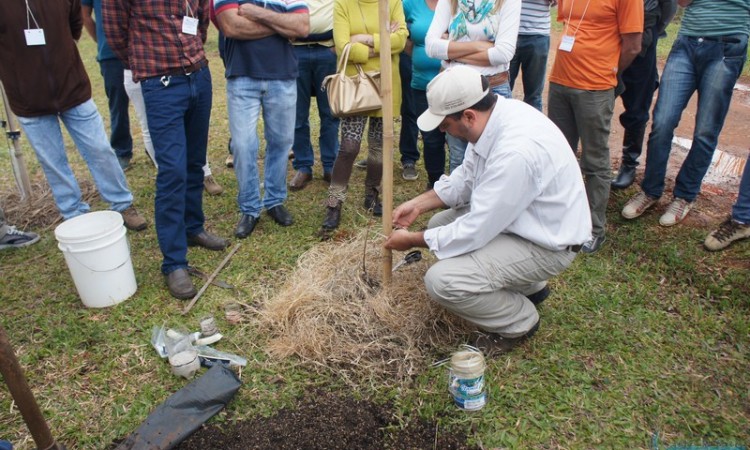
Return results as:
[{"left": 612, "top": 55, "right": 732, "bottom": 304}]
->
[{"left": 392, "top": 250, "right": 423, "bottom": 272}]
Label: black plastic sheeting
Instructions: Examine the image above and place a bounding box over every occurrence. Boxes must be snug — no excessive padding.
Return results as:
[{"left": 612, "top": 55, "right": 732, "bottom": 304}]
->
[{"left": 114, "top": 365, "right": 242, "bottom": 450}]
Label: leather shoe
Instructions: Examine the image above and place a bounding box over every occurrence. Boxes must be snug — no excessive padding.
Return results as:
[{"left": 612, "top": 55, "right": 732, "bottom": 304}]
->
[
  {"left": 473, "top": 320, "right": 540, "bottom": 357},
  {"left": 289, "top": 170, "right": 313, "bottom": 191},
  {"left": 235, "top": 214, "right": 259, "bottom": 239},
  {"left": 581, "top": 234, "right": 606, "bottom": 254},
  {"left": 322, "top": 199, "right": 342, "bottom": 230},
  {"left": 267, "top": 205, "right": 293, "bottom": 226},
  {"left": 187, "top": 231, "right": 228, "bottom": 251},
  {"left": 363, "top": 194, "right": 382, "bottom": 217},
  {"left": 166, "top": 268, "right": 197, "bottom": 300},
  {"left": 526, "top": 285, "right": 550, "bottom": 305},
  {"left": 611, "top": 165, "right": 636, "bottom": 190}
]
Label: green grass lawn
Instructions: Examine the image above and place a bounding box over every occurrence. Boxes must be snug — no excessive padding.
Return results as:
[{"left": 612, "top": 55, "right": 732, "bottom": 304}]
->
[{"left": 1, "top": 21, "right": 749, "bottom": 450}]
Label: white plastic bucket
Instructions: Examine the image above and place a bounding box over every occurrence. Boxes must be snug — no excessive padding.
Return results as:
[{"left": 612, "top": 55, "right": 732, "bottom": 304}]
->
[{"left": 54, "top": 211, "right": 137, "bottom": 308}]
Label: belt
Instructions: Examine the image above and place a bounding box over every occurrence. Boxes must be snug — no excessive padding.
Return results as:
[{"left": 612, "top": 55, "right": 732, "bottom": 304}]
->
[
  {"left": 295, "top": 42, "right": 330, "bottom": 48},
  {"left": 567, "top": 244, "right": 582, "bottom": 253},
  {"left": 486, "top": 71, "right": 509, "bottom": 87},
  {"left": 163, "top": 59, "right": 208, "bottom": 77}
]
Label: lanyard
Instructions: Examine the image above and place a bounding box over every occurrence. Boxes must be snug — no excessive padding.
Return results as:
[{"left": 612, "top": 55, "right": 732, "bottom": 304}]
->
[
  {"left": 185, "top": 0, "right": 195, "bottom": 18},
  {"left": 563, "top": 0, "right": 591, "bottom": 38},
  {"left": 25, "top": 0, "right": 41, "bottom": 29}
]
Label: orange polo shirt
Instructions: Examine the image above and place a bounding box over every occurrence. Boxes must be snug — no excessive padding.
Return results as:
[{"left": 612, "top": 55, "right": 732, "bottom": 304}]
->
[{"left": 549, "top": 0, "right": 643, "bottom": 90}]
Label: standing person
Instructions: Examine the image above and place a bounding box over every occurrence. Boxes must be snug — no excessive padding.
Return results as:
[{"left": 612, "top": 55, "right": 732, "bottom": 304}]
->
[
  {"left": 81, "top": 0, "right": 133, "bottom": 171},
  {"left": 547, "top": 0, "right": 643, "bottom": 254},
  {"left": 704, "top": 157, "right": 750, "bottom": 251},
  {"left": 622, "top": 0, "right": 750, "bottom": 227},
  {"left": 103, "top": 0, "right": 229, "bottom": 300},
  {"left": 384, "top": 66, "right": 591, "bottom": 356},
  {"left": 0, "top": 0, "right": 147, "bottom": 230},
  {"left": 404, "top": 0, "right": 446, "bottom": 189},
  {"left": 611, "top": 0, "right": 677, "bottom": 189},
  {"left": 215, "top": 0, "right": 310, "bottom": 238},
  {"left": 425, "top": 0, "right": 521, "bottom": 171},
  {"left": 0, "top": 207, "right": 40, "bottom": 250},
  {"left": 508, "top": 0, "right": 554, "bottom": 112},
  {"left": 319, "top": 0, "right": 407, "bottom": 232},
  {"left": 289, "top": 0, "right": 339, "bottom": 191}
]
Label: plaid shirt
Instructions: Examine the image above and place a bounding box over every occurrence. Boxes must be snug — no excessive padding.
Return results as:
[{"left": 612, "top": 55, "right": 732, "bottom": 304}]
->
[{"left": 102, "top": 0, "right": 210, "bottom": 81}]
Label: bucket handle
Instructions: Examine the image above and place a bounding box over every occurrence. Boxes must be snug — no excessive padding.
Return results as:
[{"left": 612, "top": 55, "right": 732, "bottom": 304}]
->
[{"left": 62, "top": 249, "right": 131, "bottom": 273}]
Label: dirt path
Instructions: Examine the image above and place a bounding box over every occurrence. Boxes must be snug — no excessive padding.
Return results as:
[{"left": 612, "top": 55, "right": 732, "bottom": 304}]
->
[{"left": 520, "top": 32, "right": 750, "bottom": 223}]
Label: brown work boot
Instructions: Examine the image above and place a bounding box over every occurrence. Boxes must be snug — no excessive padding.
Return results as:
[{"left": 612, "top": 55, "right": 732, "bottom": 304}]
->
[
  {"left": 289, "top": 170, "right": 313, "bottom": 191},
  {"left": 165, "top": 268, "right": 197, "bottom": 299},
  {"left": 204, "top": 175, "right": 223, "bottom": 195},
  {"left": 120, "top": 206, "right": 148, "bottom": 231}
]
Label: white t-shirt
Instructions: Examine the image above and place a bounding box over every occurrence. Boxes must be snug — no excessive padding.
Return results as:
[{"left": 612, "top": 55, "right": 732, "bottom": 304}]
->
[{"left": 424, "top": 96, "right": 592, "bottom": 259}]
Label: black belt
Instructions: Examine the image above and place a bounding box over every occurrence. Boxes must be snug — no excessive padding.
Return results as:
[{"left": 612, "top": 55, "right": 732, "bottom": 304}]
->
[
  {"left": 567, "top": 245, "right": 582, "bottom": 253},
  {"left": 296, "top": 42, "right": 330, "bottom": 48},
  {"left": 163, "top": 59, "right": 208, "bottom": 77}
]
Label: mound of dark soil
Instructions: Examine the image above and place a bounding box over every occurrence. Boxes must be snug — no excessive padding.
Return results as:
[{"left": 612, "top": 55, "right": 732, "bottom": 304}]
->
[{"left": 175, "top": 390, "right": 477, "bottom": 450}]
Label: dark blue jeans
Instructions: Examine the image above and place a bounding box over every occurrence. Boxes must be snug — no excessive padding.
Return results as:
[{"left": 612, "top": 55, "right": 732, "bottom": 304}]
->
[
  {"left": 292, "top": 44, "right": 339, "bottom": 175},
  {"left": 734, "top": 158, "right": 750, "bottom": 223},
  {"left": 398, "top": 53, "right": 420, "bottom": 165},
  {"left": 619, "top": 23, "right": 659, "bottom": 133},
  {"left": 642, "top": 34, "right": 748, "bottom": 201},
  {"left": 99, "top": 58, "right": 133, "bottom": 159},
  {"left": 141, "top": 67, "right": 212, "bottom": 274},
  {"left": 509, "top": 34, "right": 549, "bottom": 112},
  {"left": 412, "top": 88, "right": 446, "bottom": 183}
]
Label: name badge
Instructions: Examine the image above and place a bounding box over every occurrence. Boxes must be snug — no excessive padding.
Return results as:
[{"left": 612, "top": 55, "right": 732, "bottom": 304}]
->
[
  {"left": 182, "top": 16, "right": 198, "bottom": 35},
  {"left": 24, "top": 28, "right": 46, "bottom": 46},
  {"left": 559, "top": 35, "right": 575, "bottom": 52}
]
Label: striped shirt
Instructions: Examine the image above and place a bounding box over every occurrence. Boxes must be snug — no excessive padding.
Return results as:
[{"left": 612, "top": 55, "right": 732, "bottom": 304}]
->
[
  {"left": 680, "top": 0, "right": 750, "bottom": 37},
  {"left": 518, "top": 0, "right": 550, "bottom": 35},
  {"left": 102, "top": 0, "right": 211, "bottom": 81}
]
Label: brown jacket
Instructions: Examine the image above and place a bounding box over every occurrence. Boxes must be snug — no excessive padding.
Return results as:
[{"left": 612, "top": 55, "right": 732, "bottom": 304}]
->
[{"left": 0, "top": 0, "right": 92, "bottom": 117}]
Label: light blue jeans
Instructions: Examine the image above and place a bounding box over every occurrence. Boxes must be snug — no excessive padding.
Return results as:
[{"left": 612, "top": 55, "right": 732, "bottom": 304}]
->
[
  {"left": 642, "top": 34, "right": 748, "bottom": 202},
  {"left": 447, "top": 83, "right": 512, "bottom": 172},
  {"left": 16, "top": 99, "right": 133, "bottom": 219},
  {"left": 227, "top": 76, "right": 296, "bottom": 217}
]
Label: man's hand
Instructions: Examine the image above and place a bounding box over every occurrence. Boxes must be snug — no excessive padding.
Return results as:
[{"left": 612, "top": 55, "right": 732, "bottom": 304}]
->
[
  {"left": 384, "top": 229, "right": 425, "bottom": 251},
  {"left": 392, "top": 201, "right": 420, "bottom": 229}
]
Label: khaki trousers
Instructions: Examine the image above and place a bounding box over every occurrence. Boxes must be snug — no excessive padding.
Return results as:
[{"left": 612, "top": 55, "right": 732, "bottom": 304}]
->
[{"left": 424, "top": 208, "right": 577, "bottom": 337}]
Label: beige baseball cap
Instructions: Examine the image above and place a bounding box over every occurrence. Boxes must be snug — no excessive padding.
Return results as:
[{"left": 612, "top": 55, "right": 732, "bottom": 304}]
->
[{"left": 417, "top": 65, "right": 489, "bottom": 132}]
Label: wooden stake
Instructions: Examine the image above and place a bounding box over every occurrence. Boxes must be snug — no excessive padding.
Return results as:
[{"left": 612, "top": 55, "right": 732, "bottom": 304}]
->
[
  {"left": 379, "top": 0, "right": 394, "bottom": 285},
  {"left": 182, "top": 243, "right": 241, "bottom": 315}
]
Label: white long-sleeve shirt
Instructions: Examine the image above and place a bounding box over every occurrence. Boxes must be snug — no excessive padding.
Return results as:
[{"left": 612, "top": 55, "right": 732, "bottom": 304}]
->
[
  {"left": 425, "top": 0, "right": 521, "bottom": 75},
  {"left": 424, "top": 97, "right": 592, "bottom": 259}
]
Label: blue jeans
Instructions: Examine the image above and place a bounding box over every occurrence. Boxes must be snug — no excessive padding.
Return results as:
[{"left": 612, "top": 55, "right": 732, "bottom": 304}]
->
[
  {"left": 412, "top": 88, "right": 446, "bottom": 182},
  {"left": 99, "top": 58, "right": 133, "bottom": 159},
  {"left": 642, "top": 34, "right": 748, "bottom": 202},
  {"left": 16, "top": 99, "right": 133, "bottom": 219},
  {"left": 509, "top": 34, "right": 549, "bottom": 112},
  {"left": 447, "top": 83, "right": 511, "bottom": 171},
  {"left": 292, "top": 45, "right": 339, "bottom": 175},
  {"left": 227, "top": 76, "right": 296, "bottom": 217},
  {"left": 732, "top": 153, "right": 750, "bottom": 223},
  {"left": 141, "top": 67, "right": 212, "bottom": 274},
  {"left": 398, "top": 53, "right": 420, "bottom": 165}
]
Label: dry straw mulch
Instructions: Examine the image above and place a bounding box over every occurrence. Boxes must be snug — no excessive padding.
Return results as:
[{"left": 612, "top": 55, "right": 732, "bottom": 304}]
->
[
  {"left": 1, "top": 180, "right": 99, "bottom": 231},
  {"left": 256, "top": 230, "right": 473, "bottom": 386}
]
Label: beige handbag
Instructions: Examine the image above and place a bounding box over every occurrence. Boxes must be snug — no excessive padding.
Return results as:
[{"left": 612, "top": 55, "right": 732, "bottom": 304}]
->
[{"left": 322, "top": 43, "right": 382, "bottom": 118}]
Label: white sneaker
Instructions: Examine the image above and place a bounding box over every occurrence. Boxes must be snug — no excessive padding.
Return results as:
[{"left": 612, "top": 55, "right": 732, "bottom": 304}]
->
[
  {"left": 704, "top": 216, "right": 750, "bottom": 251},
  {"left": 659, "top": 198, "right": 693, "bottom": 227},
  {"left": 622, "top": 192, "right": 658, "bottom": 219}
]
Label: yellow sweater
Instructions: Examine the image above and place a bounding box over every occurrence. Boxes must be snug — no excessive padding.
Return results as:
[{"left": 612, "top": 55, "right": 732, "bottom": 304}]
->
[{"left": 333, "top": 0, "right": 408, "bottom": 117}]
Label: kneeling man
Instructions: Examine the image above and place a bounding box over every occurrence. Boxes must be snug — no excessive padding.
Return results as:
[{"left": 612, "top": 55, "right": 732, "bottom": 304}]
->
[{"left": 385, "top": 66, "right": 591, "bottom": 356}]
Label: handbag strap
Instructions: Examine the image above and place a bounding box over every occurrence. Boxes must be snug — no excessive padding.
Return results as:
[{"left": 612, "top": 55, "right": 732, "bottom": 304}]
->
[{"left": 336, "top": 43, "right": 352, "bottom": 74}]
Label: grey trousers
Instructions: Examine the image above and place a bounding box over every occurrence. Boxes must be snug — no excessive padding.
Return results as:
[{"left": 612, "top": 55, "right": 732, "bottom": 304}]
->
[
  {"left": 547, "top": 82, "right": 615, "bottom": 238},
  {"left": 424, "top": 208, "right": 577, "bottom": 337}
]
